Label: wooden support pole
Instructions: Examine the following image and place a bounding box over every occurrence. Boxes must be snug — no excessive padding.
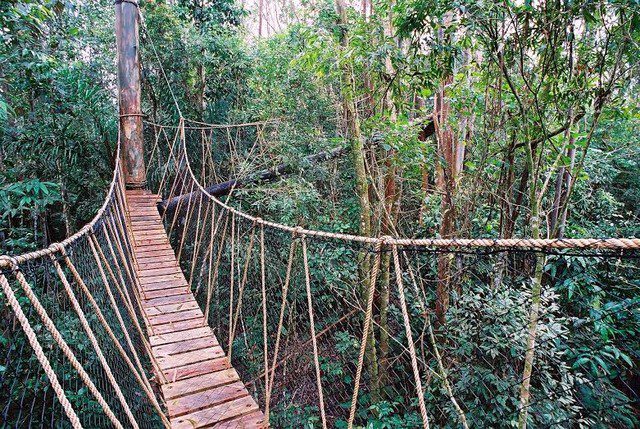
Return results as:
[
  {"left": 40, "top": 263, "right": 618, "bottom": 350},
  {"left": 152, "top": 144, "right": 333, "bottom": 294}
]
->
[{"left": 115, "top": 0, "right": 146, "bottom": 188}]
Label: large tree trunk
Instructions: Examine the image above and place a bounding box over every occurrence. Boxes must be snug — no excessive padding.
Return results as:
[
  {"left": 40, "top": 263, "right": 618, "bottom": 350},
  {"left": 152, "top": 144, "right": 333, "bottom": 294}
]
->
[{"left": 433, "top": 73, "right": 458, "bottom": 326}]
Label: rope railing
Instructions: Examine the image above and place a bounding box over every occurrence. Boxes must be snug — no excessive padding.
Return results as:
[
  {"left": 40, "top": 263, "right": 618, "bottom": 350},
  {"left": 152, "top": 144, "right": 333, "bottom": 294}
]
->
[{"left": 167, "top": 118, "right": 640, "bottom": 250}]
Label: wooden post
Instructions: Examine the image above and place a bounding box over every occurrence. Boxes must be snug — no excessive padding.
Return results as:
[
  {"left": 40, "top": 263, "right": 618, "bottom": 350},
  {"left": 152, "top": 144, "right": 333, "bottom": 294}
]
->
[{"left": 115, "top": 0, "right": 146, "bottom": 188}]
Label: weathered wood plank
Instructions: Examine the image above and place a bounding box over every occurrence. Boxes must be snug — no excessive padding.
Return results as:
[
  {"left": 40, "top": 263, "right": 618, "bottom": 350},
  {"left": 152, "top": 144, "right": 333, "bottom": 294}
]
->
[
  {"left": 143, "top": 286, "right": 191, "bottom": 300},
  {"left": 145, "top": 301, "right": 200, "bottom": 317},
  {"left": 152, "top": 335, "right": 218, "bottom": 356},
  {"left": 148, "top": 308, "right": 204, "bottom": 326},
  {"left": 149, "top": 326, "right": 214, "bottom": 347},
  {"left": 165, "top": 381, "right": 248, "bottom": 418},
  {"left": 171, "top": 395, "right": 259, "bottom": 429},
  {"left": 212, "top": 411, "right": 267, "bottom": 429},
  {"left": 163, "top": 357, "right": 232, "bottom": 383},
  {"left": 152, "top": 318, "right": 206, "bottom": 335},
  {"left": 157, "top": 346, "right": 225, "bottom": 370},
  {"left": 162, "top": 368, "right": 240, "bottom": 400},
  {"left": 143, "top": 294, "right": 194, "bottom": 309}
]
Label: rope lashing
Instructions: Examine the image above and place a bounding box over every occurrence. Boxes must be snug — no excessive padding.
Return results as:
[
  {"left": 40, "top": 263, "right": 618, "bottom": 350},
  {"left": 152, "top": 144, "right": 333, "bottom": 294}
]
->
[{"left": 114, "top": 0, "right": 139, "bottom": 7}]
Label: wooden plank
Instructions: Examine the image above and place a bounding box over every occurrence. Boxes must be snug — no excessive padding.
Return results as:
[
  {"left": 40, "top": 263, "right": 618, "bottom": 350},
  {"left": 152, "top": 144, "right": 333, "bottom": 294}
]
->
[
  {"left": 149, "top": 326, "right": 214, "bottom": 347},
  {"left": 152, "top": 318, "right": 206, "bottom": 335},
  {"left": 212, "top": 411, "right": 267, "bottom": 429},
  {"left": 162, "top": 368, "right": 240, "bottom": 400},
  {"left": 153, "top": 335, "right": 218, "bottom": 357},
  {"left": 143, "top": 294, "right": 194, "bottom": 309},
  {"left": 138, "top": 267, "right": 183, "bottom": 278},
  {"left": 171, "top": 395, "right": 259, "bottom": 429},
  {"left": 145, "top": 300, "right": 200, "bottom": 317},
  {"left": 143, "top": 286, "right": 191, "bottom": 300},
  {"left": 135, "top": 238, "right": 171, "bottom": 247},
  {"left": 141, "top": 280, "right": 189, "bottom": 292},
  {"left": 163, "top": 357, "right": 232, "bottom": 383},
  {"left": 165, "top": 381, "right": 248, "bottom": 418},
  {"left": 136, "top": 261, "right": 179, "bottom": 271},
  {"left": 149, "top": 308, "right": 203, "bottom": 326},
  {"left": 157, "top": 346, "right": 226, "bottom": 370}
]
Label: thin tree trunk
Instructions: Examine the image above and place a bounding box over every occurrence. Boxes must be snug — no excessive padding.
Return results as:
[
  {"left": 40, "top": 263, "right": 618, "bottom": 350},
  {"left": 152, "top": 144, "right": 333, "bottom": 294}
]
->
[{"left": 335, "top": 0, "right": 379, "bottom": 402}]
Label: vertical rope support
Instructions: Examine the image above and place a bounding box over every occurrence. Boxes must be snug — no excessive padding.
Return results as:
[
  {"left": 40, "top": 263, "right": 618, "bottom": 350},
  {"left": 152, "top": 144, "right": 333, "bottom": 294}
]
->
[
  {"left": 177, "top": 188, "right": 201, "bottom": 263},
  {"left": 49, "top": 247, "right": 140, "bottom": 429},
  {"left": 347, "top": 238, "right": 383, "bottom": 429},
  {"left": 266, "top": 235, "right": 297, "bottom": 415},
  {"left": 301, "top": 235, "right": 328, "bottom": 429},
  {"left": 0, "top": 273, "right": 83, "bottom": 429},
  {"left": 260, "top": 223, "right": 270, "bottom": 422},
  {"left": 229, "top": 222, "right": 257, "bottom": 350},
  {"left": 391, "top": 244, "right": 430, "bottom": 429},
  {"left": 189, "top": 199, "right": 212, "bottom": 289},
  {"left": 5, "top": 263, "right": 123, "bottom": 429},
  {"left": 227, "top": 213, "right": 236, "bottom": 359},
  {"left": 205, "top": 209, "right": 228, "bottom": 324}
]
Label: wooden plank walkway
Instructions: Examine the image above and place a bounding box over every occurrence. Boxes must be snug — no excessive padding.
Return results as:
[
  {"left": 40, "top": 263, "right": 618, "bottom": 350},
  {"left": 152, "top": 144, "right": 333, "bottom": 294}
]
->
[{"left": 125, "top": 189, "right": 266, "bottom": 429}]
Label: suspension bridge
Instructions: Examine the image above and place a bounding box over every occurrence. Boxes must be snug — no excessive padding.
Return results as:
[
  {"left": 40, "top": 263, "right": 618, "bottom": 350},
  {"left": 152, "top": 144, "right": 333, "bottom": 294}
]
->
[{"left": 2, "top": 1, "right": 639, "bottom": 429}]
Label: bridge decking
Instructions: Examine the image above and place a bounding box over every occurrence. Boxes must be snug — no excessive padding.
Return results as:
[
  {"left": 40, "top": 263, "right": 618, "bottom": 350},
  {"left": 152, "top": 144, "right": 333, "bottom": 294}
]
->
[{"left": 125, "top": 189, "right": 266, "bottom": 429}]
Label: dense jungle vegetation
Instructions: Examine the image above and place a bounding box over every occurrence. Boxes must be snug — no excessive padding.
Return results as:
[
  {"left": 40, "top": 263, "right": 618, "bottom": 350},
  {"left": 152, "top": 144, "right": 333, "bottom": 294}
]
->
[{"left": 1, "top": 0, "right": 639, "bottom": 427}]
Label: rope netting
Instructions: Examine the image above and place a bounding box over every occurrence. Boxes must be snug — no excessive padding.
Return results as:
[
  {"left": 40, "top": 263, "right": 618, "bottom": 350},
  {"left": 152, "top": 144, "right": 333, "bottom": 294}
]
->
[
  {"left": 145, "top": 117, "right": 640, "bottom": 428},
  {"left": 0, "top": 143, "right": 170, "bottom": 428}
]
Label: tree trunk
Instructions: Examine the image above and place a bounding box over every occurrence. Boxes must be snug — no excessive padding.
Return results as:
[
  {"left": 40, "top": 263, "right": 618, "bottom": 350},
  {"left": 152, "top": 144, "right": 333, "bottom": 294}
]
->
[{"left": 335, "top": 0, "right": 379, "bottom": 402}]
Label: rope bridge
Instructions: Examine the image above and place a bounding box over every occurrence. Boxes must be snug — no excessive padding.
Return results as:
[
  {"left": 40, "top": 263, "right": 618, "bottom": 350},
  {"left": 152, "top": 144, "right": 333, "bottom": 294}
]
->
[
  {"left": 1, "top": 7, "right": 639, "bottom": 427},
  {"left": 2, "top": 113, "right": 638, "bottom": 428}
]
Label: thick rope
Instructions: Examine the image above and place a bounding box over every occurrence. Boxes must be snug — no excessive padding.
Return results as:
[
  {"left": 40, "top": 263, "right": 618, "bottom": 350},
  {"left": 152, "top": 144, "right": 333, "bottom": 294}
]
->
[
  {"left": 49, "top": 247, "right": 139, "bottom": 429},
  {"left": 3, "top": 259, "right": 123, "bottom": 428},
  {"left": 403, "top": 253, "right": 468, "bottom": 429},
  {"left": 205, "top": 210, "right": 229, "bottom": 323},
  {"left": 260, "top": 223, "right": 270, "bottom": 421},
  {"left": 391, "top": 244, "right": 430, "bottom": 429},
  {"left": 0, "top": 273, "right": 83, "bottom": 429},
  {"left": 347, "top": 238, "right": 383, "bottom": 429},
  {"left": 189, "top": 199, "right": 211, "bottom": 288},
  {"left": 301, "top": 235, "right": 328, "bottom": 429},
  {"left": 229, "top": 222, "right": 257, "bottom": 355},
  {"left": 228, "top": 213, "right": 236, "bottom": 358},
  {"left": 265, "top": 235, "right": 297, "bottom": 416}
]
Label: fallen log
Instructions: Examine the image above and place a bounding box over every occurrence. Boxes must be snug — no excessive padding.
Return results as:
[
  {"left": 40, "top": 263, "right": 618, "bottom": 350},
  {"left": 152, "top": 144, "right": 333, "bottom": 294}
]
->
[
  {"left": 158, "top": 145, "right": 348, "bottom": 214},
  {"left": 159, "top": 115, "right": 435, "bottom": 215}
]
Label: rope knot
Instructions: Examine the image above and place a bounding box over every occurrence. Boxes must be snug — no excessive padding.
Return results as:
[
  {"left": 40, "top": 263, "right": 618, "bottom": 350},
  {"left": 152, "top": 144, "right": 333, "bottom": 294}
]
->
[
  {"left": 293, "top": 226, "right": 305, "bottom": 238},
  {"left": 379, "top": 235, "right": 393, "bottom": 246},
  {"left": 0, "top": 255, "right": 19, "bottom": 271},
  {"left": 48, "top": 243, "right": 66, "bottom": 256}
]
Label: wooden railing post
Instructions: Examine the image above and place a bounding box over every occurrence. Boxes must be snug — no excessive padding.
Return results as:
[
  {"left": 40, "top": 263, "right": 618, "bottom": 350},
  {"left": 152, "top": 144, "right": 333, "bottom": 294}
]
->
[{"left": 115, "top": 0, "right": 146, "bottom": 188}]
